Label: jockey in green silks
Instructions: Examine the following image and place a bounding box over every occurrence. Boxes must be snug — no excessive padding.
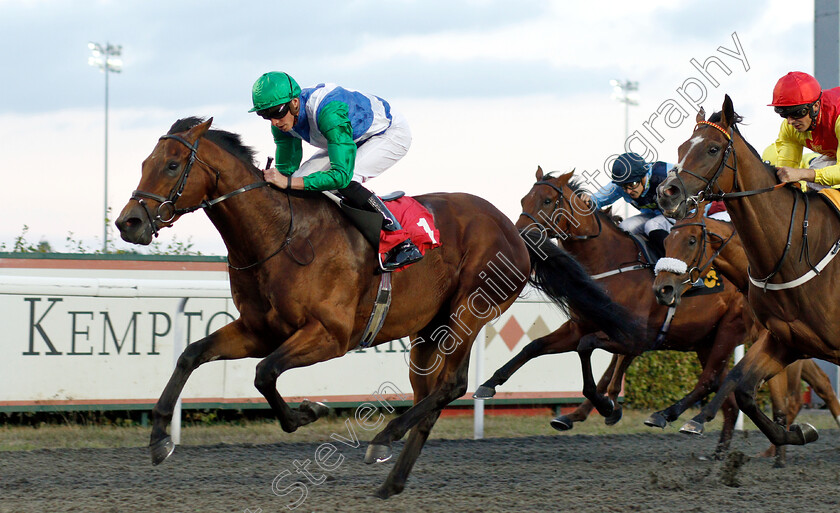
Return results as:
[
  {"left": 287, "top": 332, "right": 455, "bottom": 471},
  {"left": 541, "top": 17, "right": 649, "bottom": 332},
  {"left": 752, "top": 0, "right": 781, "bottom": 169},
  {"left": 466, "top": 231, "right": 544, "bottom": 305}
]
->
[{"left": 250, "top": 71, "right": 422, "bottom": 271}]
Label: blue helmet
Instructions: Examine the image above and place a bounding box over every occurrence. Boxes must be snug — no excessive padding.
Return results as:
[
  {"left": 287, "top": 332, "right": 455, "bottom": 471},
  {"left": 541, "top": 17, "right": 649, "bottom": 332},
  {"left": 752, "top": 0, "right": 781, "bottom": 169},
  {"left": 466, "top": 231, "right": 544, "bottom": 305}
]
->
[{"left": 610, "top": 152, "right": 650, "bottom": 184}]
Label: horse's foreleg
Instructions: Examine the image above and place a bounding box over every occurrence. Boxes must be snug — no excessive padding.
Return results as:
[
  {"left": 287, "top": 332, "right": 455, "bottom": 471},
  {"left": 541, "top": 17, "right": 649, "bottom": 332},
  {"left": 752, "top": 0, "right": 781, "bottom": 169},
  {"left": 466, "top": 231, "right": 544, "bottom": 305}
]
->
[
  {"left": 730, "top": 335, "right": 815, "bottom": 447},
  {"left": 647, "top": 321, "right": 738, "bottom": 430},
  {"left": 150, "top": 320, "right": 264, "bottom": 465},
  {"left": 475, "top": 322, "right": 583, "bottom": 399},
  {"left": 800, "top": 358, "right": 840, "bottom": 428},
  {"left": 253, "top": 322, "right": 344, "bottom": 433}
]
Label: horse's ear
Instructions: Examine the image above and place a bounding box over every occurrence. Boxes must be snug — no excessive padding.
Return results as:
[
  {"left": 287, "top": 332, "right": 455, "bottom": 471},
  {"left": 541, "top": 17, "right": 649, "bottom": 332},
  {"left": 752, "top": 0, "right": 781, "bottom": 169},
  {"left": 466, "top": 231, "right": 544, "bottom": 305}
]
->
[
  {"left": 696, "top": 107, "right": 706, "bottom": 123},
  {"left": 187, "top": 117, "right": 213, "bottom": 142},
  {"left": 536, "top": 166, "right": 544, "bottom": 181},
  {"left": 721, "top": 95, "right": 735, "bottom": 127}
]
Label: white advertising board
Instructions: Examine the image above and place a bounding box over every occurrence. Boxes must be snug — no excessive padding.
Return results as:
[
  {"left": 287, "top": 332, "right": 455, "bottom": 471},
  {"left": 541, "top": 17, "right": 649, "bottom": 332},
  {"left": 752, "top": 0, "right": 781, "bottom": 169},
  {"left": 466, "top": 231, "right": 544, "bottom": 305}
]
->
[{"left": 0, "top": 255, "right": 612, "bottom": 411}]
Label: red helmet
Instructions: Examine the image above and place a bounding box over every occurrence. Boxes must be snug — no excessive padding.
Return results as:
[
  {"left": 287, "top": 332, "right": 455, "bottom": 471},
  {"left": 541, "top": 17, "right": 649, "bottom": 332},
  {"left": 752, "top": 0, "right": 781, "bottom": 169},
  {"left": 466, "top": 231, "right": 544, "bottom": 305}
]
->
[{"left": 768, "top": 72, "right": 822, "bottom": 107}]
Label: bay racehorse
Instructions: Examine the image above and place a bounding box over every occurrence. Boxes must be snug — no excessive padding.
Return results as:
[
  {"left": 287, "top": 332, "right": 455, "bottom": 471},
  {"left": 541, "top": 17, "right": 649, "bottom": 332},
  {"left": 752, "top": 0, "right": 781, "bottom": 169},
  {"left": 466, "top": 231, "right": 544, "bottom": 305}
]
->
[
  {"left": 475, "top": 168, "right": 746, "bottom": 455},
  {"left": 653, "top": 213, "right": 840, "bottom": 465},
  {"left": 657, "top": 96, "right": 840, "bottom": 447},
  {"left": 115, "top": 118, "right": 638, "bottom": 498}
]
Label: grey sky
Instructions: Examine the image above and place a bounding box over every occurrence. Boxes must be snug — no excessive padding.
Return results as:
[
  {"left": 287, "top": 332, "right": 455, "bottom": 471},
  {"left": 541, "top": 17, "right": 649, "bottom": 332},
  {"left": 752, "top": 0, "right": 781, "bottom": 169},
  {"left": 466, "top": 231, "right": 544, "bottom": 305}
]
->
[{"left": 0, "top": 0, "right": 816, "bottom": 254}]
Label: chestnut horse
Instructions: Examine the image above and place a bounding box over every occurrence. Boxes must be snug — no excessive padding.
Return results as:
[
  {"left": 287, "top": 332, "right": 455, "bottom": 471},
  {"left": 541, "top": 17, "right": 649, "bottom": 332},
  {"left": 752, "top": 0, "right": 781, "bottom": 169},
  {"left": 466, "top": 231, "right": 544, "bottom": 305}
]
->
[
  {"left": 657, "top": 95, "right": 840, "bottom": 447},
  {"left": 653, "top": 214, "right": 840, "bottom": 465},
  {"left": 475, "top": 168, "right": 745, "bottom": 455},
  {"left": 114, "top": 118, "right": 638, "bottom": 498}
]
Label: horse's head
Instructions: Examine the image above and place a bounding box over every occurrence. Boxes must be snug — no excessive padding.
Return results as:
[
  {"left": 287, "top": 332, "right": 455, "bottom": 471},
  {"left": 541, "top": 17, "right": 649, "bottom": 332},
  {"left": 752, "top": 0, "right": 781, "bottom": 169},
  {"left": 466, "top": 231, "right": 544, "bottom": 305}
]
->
[
  {"left": 657, "top": 96, "right": 740, "bottom": 220},
  {"left": 515, "top": 166, "right": 599, "bottom": 241},
  {"left": 652, "top": 214, "right": 711, "bottom": 306},
  {"left": 116, "top": 118, "right": 215, "bottom": 245}
]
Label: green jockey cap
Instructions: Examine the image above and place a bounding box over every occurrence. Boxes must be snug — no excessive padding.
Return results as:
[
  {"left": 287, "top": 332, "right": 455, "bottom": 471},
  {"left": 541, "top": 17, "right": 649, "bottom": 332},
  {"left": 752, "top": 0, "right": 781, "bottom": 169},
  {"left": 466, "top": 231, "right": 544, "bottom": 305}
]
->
[{"left": 249, "top": 72, "right": 301, "bottom": 113}]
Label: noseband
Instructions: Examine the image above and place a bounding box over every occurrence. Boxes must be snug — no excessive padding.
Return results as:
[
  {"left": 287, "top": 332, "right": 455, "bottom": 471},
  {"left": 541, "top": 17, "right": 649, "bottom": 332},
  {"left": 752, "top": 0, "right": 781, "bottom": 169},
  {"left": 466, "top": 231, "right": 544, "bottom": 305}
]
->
[{"left": 520, "top": 180, "right": 602, "bottom": 240}]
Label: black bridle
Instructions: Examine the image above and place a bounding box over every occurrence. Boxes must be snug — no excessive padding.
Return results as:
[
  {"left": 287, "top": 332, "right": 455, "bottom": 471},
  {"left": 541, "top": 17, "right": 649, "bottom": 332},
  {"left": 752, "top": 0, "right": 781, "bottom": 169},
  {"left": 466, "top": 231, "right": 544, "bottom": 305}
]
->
[
  {"left": 673, "top": 121, "right": 818, "bottom": 287},
  {"left": 520, "top": 179, "right": 602, "bottom": 240},
  {"left": 129, "top": 133, "right": 310, "bottom": 271},
  {"left": 667, "top": 218, "right": 735, "bottom": 286}
]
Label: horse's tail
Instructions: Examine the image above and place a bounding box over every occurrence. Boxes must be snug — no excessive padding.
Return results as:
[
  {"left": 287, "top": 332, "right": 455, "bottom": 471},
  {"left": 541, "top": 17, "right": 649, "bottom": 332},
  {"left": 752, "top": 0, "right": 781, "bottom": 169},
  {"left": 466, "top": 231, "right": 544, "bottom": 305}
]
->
[{"left": 520, "top": 230, "right": 641, "bottom": 342}]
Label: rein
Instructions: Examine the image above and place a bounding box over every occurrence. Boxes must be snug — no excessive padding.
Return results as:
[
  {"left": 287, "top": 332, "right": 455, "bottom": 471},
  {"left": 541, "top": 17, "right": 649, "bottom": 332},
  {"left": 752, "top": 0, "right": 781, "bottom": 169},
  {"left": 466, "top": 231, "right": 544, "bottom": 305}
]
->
[
  {"left": 680, "top": 121, "right": 826, "bottom": 290},
  {"left": 131, "top": 133, "right": 311, "bottom": 271}
]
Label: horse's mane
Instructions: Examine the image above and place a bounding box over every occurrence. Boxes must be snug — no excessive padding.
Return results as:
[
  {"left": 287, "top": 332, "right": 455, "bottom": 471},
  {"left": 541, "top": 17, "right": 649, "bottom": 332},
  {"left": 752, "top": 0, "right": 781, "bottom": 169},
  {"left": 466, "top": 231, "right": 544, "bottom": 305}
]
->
[
  {"left": 168, "top": 117, "right": 258, "bottom": 169},
  {"left": 562, "top": 174, "right": 624, "bottom": 225},
  {"left": 708, "top": 110, "right": 779, "bottom": 174}
]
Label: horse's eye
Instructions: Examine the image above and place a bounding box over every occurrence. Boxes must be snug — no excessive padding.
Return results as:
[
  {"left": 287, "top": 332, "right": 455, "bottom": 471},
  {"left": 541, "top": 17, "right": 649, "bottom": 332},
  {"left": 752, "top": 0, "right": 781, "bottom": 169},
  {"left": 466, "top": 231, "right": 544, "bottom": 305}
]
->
[
  {"left": 708, "top": 146, "right": 720, "bottom": 155},
  {"left": 543, "top": 198, "right": 552, "bottom": 206},
  {"left": 167, "top": 161, "right": 179, "bottom": 170},
  {"left": 688, "top": 236, "right": 697, "bottom": 245}
]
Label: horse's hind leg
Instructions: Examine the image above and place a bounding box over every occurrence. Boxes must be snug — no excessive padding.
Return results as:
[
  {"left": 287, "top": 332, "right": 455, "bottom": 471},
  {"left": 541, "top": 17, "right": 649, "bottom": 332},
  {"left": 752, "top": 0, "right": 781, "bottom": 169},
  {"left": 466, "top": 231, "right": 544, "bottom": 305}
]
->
[
  {"left": 253, "top": 322, "right": 345, "bottom": 433},
  {"left": 800, "top": 358, "right": 840, "bottom": 428},
  {"left": 551, "top": 354, "right": 620, "bottom": 431},
  {"left": 475, "top": 321, "right": 584, "bottom": 399},
  {"left": 149, "top": 320, "right": 265, "bottom": 465},
  {"left": 370, "top": 299, "right": 495, "bottom": 498}
]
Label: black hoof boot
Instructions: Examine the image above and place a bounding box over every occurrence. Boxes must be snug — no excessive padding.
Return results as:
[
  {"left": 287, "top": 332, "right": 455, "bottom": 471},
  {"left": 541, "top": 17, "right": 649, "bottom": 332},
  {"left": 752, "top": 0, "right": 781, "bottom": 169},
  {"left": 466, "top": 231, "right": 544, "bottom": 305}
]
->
[{"left": 382, "top": 240, "right": 423, "bottom": 271}]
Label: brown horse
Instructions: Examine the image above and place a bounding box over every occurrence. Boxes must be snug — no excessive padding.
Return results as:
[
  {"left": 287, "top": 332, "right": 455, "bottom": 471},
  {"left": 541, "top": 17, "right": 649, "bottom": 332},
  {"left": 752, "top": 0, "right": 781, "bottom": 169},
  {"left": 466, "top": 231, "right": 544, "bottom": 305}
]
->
[
  {"left": 114, "top": 118, "right": 638, "bottom": 498},
  {"left": 475, "top": 168, "right": 746, "bottom": 455},
  {"left": 657, "top": 95, "right": 840, "bottom": 447},
  {"left": 653, "top": 214, "right": 840, "bottom": 465}
]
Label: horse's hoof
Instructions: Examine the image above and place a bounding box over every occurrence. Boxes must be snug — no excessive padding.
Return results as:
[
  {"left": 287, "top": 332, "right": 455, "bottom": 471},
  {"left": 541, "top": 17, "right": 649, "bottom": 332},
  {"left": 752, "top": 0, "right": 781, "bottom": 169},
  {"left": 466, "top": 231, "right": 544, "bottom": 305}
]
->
[
  {"left": 472, "top": 385, "right": 496, "bottom": 399},
  {"left": 604, "top": 405, "right": 623, "bottom": 426},
  {"left": 645, "top": 412, "right": 668, "bottom": 429},
  {"left": 150, "top": 436, "right": 175, "bottom": 465},
  {"left": 364, "top": 443, "right": 392, "bottom": 464},
  {"left": 596, "top": 398, "right": 615, "bottom": 418},
  {"left": 791, "top": 423, "right": 819, "bottom": 445},
  {"left": 375, "top": 482, "right": 403, "bottom": 499},
  {"left": 550, "top": 415, "right": 574, "bottom": 431},
  {"left": 680, "top": 419, "right": 705, "bottom": 436},
  {"left": 299, "top": 399, "right": 330, "bottom": 419}
]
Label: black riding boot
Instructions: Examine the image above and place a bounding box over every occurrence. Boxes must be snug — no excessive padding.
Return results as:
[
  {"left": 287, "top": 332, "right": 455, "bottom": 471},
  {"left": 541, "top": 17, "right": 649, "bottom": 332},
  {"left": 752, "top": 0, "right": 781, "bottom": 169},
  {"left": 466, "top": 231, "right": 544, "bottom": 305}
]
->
[
  {"left": 647, "top": 229, "right": 669, "bottom": 261},
  {"left": 366, "top": 195, "right": 424, "bottom": 270},
  {"left": 337, "top": 182, "right": 423, "bottom": 270}
]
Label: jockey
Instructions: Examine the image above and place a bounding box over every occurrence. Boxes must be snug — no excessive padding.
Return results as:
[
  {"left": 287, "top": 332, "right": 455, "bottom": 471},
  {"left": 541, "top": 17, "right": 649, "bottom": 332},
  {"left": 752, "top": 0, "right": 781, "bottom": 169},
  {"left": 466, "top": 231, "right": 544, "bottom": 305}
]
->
[
  {"left": 769, "top": 71, "right": 840, "bottom": 186},
  {"left": 581, "top": 152, "right": 675, "bottom": 258},
  {"left": 250, "top": 71, "right": 422, "bottom": 271}
]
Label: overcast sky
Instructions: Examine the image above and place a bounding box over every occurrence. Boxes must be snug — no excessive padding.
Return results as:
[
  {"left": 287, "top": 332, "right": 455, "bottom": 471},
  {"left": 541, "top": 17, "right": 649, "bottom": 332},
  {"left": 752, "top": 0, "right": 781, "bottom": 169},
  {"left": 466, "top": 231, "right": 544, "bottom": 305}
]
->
[{"left": 0, "top": 0, "right": 816, "bottom": 255}]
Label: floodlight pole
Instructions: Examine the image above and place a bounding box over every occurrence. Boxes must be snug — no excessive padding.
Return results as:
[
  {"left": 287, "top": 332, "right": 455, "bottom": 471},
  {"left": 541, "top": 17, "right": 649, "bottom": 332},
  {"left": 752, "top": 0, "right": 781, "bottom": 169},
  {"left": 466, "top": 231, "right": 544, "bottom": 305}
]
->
[
  {"left": 88, "top": 42, "right": 122, "bottom": 253},
  {"left": 610, "top": 79, "right": 639, "bottom": 219}
]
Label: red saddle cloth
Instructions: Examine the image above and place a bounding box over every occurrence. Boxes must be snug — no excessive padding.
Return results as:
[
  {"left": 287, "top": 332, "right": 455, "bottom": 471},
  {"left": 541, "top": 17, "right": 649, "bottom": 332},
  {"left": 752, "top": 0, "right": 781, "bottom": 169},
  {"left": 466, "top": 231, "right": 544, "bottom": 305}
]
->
[{"left": 378, "top": 196, "right": 441, "bottom": 266}]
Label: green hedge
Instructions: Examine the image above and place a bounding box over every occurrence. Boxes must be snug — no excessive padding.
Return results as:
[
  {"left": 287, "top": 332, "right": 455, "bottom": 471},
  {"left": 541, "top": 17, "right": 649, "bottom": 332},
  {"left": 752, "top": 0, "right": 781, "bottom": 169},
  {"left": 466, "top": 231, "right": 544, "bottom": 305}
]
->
[{"left": 624, "top": 350, "right": 771, "bottom": 410}]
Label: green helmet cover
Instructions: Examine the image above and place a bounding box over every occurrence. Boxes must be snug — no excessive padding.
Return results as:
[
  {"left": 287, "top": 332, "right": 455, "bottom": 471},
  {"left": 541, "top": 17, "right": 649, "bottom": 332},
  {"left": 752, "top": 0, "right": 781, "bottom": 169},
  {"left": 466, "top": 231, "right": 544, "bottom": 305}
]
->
[{"left": 249, "top": 72, "right": 301, "bottom": 113}]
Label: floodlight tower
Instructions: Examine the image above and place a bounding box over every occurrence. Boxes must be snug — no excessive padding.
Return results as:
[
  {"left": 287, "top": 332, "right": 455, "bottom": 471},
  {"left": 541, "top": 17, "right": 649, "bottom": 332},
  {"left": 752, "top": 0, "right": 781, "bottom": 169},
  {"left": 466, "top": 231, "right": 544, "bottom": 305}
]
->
[
  {"left": 610, "top": 79, "right": 639, "bottom": 219},
  {"left": 88, "top": 42, "right": 123, "bottom": 252}
]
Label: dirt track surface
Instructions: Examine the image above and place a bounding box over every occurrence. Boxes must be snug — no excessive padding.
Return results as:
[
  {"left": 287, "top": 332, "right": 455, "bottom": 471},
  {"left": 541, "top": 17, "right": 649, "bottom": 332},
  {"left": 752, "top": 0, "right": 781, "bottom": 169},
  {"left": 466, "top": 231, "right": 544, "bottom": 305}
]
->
[{"left": 2, "top": 430, "right": 840, "bottom": 513}]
